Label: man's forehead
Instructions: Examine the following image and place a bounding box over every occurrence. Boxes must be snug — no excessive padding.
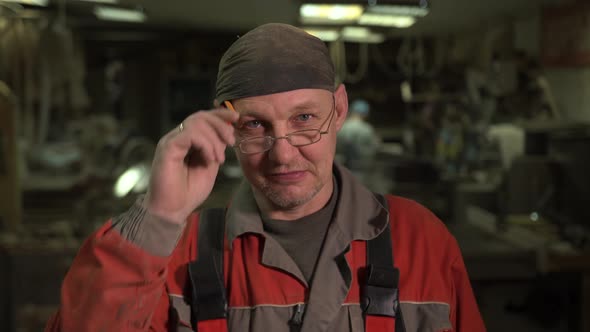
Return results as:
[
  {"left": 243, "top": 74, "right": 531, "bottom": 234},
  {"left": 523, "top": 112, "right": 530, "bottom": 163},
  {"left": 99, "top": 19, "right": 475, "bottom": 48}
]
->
[{"left": 233, "top": 89, "right": 332, "bottom": 112}]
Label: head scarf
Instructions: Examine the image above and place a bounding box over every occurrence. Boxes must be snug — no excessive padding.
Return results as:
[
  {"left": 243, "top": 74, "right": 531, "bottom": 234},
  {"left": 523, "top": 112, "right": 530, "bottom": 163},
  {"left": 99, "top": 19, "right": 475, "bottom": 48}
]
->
[{"left": 215, "top": 23, "right": 335, "bottom": 103}]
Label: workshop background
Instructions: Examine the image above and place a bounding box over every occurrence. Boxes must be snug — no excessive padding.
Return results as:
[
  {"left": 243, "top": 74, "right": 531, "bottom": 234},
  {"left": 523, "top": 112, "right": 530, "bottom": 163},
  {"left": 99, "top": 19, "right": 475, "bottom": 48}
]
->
[{"left": 1, "top": 0, "right": 590, "bottom": 331}]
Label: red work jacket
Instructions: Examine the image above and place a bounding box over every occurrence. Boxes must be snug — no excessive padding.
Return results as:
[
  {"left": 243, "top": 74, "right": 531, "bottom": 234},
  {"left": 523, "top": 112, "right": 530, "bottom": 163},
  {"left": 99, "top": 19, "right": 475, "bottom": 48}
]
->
[{"left": 46, "top": 166, "right": 486, "bottom": 332}]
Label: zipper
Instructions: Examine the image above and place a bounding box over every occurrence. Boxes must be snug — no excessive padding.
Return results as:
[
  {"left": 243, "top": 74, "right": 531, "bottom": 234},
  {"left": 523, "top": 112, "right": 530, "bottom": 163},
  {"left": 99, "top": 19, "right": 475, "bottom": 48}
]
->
[{"left": 289, "top": 303, "right": 306, "bottom": 327}]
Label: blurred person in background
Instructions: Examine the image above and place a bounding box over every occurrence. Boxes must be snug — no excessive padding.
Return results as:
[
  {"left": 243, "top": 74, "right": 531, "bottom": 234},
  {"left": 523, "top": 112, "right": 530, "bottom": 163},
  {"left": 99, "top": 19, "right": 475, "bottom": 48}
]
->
[{"left": 336, "top": 98, "right": 380, "bottom": 184}]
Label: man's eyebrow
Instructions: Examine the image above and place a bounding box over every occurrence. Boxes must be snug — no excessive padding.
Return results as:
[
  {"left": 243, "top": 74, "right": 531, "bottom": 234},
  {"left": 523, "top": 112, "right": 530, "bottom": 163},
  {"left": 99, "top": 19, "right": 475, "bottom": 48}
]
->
[
  {"left": 291, "top": 101, "right": 322, "bottom": 112},
  {"left": 237, "top": 109, "right": 269, "bottom": 119}
]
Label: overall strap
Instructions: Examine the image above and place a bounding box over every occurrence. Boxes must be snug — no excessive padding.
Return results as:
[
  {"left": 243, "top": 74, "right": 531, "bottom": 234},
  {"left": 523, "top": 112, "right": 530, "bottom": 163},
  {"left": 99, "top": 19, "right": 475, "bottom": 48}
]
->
[
  {"left": 187, "top": 208, "right": 228, "bottom": 331},
  {"left": 187, "top": 196, "right": 405, "bottom": 332},
  {"left": 364, "top": 194, "right": 406, "bottom": 332}
]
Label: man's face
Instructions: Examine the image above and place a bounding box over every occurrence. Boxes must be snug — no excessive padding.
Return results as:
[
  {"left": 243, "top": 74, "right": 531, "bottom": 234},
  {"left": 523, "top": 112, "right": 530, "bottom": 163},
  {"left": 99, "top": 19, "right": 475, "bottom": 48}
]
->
[{"left": 232, "top": 85, "right": 348, "bottom": 210}]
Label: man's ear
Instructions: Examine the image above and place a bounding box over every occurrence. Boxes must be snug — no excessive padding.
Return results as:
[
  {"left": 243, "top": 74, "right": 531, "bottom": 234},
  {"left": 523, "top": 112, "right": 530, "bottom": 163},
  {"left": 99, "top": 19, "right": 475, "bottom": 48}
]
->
[{"left": 333, "top": 84, "right": 348, "bottom": 131}]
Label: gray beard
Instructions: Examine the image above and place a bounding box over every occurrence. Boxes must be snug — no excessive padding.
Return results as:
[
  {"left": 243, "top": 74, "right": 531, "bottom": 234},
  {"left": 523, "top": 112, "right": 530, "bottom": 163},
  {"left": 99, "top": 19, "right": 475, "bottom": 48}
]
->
[{"left": 260, "top": 181, "right": 324, "bottom": 209}]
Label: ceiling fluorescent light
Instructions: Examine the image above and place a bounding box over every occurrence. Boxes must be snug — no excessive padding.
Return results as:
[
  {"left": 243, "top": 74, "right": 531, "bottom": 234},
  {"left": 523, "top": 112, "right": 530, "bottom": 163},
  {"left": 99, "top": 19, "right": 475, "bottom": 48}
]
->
[
  {"left": 300, "top": 4, "right": 363, "bottom": 24},
  {"left": 359, "top": 13, "right": 416, "bottom": 28},
  {"left": 78, "top": 0, "right": 118, "bottom": 4},
  {"left": 305, "top": 28, "right": 340, "bottom": 42},
  {"left": 94, "top": 6, "right": 146, "bottom": 22},
  {"left": 341, "top": 26, "right": 384, "bottom": 44},
  {"left": 366, "top": 5, "right": 428, "bottom": 17},
  {"left": 0, "top": 0, "right": 48, "bottom": 6}
]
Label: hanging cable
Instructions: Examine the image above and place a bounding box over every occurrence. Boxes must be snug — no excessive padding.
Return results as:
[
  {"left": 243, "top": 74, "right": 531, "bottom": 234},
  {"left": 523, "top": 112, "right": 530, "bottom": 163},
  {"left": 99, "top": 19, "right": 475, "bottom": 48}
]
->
[
  {"left": 397, "top": 37, "right": 430, "bottom": 79},
  {"left": 58, "top": 0, "right": 66, "bottom": 26},
  {"left": 397, "top": 37, "right": 413, "bottom": 78},
  {"left": 345, "top": 43, "right": 369, "bottom": 84},
  {"left": 415, "top": 37, "right": 426, "bottom": 76},
  {"left": 371, "top": 43, "right": 400, "bottom": 80},
  {"left": 0, "top": 2, "right": 24, "bottom": 17},
  {"left": 329, "top": 38, "right": 346, "bottom": 84}
]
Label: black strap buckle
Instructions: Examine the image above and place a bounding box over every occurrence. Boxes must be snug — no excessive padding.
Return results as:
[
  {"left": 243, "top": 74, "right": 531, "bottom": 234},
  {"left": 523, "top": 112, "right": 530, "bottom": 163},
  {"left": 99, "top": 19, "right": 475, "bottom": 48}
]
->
[{"left": 361, "top": 264, "right": 400, "bottom": 318}]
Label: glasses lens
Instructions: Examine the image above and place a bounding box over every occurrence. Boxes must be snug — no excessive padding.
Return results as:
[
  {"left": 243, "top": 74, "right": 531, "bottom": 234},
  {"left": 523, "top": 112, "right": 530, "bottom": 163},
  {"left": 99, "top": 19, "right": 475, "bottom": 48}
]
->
[
  {"left": 288, "top": 130, "right": 321, "bottom": 146},
  {"left": 240, "top": 137, "right": 271, "bottom": 154}
]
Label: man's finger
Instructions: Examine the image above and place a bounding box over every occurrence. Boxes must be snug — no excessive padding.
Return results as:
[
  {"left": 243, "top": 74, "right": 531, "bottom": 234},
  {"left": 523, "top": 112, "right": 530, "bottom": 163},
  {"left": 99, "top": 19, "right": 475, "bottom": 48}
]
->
[
  {"left": 199, "top": 108, "right": 240, "bottom": 124},
  {"left": 204, "top": 113, "right": 237, "bottom": 146}
]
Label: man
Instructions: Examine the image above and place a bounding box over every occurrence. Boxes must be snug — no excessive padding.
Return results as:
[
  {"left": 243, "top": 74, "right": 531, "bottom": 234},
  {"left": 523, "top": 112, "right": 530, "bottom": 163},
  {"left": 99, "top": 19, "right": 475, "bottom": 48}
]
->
[
  {"left": 337, "top": 98, "right": 380, "bottom": 183},
  {"left": 46, "top": 23, "right": 485, "bottom": 332}
]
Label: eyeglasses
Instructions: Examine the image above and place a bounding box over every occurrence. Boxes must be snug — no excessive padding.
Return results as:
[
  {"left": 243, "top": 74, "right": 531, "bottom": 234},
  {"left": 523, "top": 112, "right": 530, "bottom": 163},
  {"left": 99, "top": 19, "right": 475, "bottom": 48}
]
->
[{"left": 231, "top": 95, "right": 336, "bottom": 155}]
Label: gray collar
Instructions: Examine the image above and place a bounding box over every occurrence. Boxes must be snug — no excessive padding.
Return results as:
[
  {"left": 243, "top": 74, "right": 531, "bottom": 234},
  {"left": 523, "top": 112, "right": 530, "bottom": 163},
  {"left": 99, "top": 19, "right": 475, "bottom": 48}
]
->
[{"left": 225, "top": 163, "right": 389, "bottom": 247}]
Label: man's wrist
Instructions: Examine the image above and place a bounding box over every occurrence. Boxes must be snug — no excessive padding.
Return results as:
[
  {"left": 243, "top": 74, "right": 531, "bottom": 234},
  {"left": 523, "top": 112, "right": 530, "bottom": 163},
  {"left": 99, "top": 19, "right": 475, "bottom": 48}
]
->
[{"left": 112, "top": 195, "right": 186, "bottom": 257}]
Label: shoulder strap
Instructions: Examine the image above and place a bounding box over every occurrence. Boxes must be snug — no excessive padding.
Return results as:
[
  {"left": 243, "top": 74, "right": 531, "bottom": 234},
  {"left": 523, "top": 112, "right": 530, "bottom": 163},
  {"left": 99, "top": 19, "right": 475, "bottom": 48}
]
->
[
  {"left": 369, "top": 194, "right": 396, "bottom": 269},
  {"left": 188, "top": 197, "right": 406, "bottom": 331},
  {"left": 188, "top": 208, "right": 228, "bottom": 328},
  {"left": 363, "top": 193, "right": 406, "bottom": 332}
]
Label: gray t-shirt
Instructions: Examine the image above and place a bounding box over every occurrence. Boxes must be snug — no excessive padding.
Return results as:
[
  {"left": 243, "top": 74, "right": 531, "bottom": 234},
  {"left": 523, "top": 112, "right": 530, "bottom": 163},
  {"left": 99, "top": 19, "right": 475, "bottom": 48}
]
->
[{"left": 261, "top": 178, "right": 338, "bottom": 284}]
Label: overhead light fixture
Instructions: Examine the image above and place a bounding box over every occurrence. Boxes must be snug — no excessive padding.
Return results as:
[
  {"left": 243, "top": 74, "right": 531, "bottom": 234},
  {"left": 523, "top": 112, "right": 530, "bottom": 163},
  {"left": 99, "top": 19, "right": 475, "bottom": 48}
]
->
[
  {"left": 300, "top": 4, "right": 364, "bottom": 24},
  {"left": 79, "top": 0, "right": 118, "bottom": 4},
  {"left": 366, "top": 4, "right": 428, "bottom": 17},
  {"left": 341, "top": 26, "right": 385, "bottom": 43},
  {"left": 304, "top": 26, "right": 385, "bottom": 43},
  {"left": 0, "top": 0, "right": 48, "bottom": 6},
  {"left": 359, "top": 13, "right": 416, "bottom": 28},
  {"left": 94, "top": 6, "right": 146, "bottom": 22},
  {"left": 305, "top": 28, "right": 340, "bottom": 42}
]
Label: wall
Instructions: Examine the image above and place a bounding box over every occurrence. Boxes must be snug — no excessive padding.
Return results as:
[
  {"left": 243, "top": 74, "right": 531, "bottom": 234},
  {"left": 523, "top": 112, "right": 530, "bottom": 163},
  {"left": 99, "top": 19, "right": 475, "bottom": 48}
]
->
[
  {"left": 514, "top": 6, "right": 590, "bottom": 123},
  {"left": 544, "top": 68, "right": 590, "bottom": 122},
  {"left": 0, "top": 82, "right": 21, "bottom": 231}
]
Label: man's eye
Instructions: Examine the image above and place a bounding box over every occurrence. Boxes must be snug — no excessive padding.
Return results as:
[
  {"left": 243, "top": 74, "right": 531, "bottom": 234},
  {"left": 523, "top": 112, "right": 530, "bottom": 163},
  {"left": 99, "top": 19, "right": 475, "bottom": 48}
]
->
[
  {"left": 244, "top": 120, "right": 263, "bottom": 129},
  {"left": 296, "top": 114, "right": 314, "bottom": 121}
]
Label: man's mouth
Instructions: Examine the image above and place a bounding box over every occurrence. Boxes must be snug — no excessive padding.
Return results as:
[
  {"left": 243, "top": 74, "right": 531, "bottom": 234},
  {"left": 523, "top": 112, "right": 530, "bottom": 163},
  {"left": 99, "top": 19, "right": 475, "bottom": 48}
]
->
[{"left": 266, "top": 170, "right": 307, "bottom": 182}]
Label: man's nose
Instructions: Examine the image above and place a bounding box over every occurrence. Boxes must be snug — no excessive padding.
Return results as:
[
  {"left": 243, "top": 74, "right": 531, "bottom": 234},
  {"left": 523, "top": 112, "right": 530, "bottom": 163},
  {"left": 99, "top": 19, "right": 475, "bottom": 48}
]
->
[{"left": 268, "top": 135, "right": 298, "bottom": 163}]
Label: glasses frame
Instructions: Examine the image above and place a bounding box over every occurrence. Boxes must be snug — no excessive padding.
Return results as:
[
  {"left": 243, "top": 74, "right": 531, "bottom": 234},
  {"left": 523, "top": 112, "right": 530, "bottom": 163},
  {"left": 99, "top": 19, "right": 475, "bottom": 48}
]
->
[{"left": 229, "top": 95, "right": 336, "bottom": 155}]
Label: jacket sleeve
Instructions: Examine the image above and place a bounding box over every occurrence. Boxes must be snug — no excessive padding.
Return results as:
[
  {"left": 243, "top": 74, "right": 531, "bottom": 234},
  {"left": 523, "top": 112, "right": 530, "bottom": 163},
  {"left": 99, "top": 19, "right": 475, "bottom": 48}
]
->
[
  {"left": 45, "top": 197, "right": 185, "bottom": 332},
  {"left": 449, "top": 239, "right": 487, "bottom": 332}
]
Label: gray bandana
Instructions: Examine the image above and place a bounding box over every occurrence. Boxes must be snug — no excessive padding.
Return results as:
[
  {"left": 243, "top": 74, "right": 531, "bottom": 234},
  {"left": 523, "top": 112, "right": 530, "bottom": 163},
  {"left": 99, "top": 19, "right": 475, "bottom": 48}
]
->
[{"left": 215, "top": 23, "right": 335, "bottom": 103}]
